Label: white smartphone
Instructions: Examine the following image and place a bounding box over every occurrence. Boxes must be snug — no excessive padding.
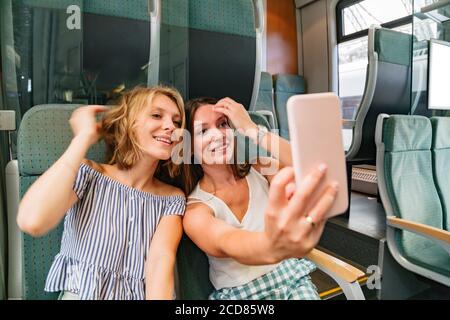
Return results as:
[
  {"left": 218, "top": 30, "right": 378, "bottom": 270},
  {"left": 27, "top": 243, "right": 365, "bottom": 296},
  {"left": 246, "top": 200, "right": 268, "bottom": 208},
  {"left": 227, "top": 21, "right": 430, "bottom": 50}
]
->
[{"left": 287, "top": 92, "right": 348, "bottom": 218}]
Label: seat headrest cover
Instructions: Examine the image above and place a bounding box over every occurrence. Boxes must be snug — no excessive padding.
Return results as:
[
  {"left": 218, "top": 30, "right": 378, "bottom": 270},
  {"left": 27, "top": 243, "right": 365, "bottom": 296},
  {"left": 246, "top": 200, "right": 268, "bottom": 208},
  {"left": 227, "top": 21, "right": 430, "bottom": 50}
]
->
[
  {"left": 383, "top": 115, "right": 432, "bottom": 152},
  {"left": 18, "top": 104, "right": 106, "bottom": 175},
  {"left": 259, "top": 72, "right": 273, "bottom": 91},
  {"left": 431, "top": 117, "right": 450, "bottom": 150},
  {"left": 375, "top": 28, "right": 412, "bottom": 66},
  {"left": 274, "top": 74, "right": 306, "bottom": 94}
]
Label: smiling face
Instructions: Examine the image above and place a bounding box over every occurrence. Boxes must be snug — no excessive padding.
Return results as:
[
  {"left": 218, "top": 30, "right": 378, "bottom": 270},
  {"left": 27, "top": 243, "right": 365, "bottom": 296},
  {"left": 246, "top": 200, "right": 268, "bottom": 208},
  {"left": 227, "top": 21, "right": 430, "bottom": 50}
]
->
[
  {"left": 134, "top": 93, "right": 183, "bottom": 161},
  {"left": 192, "top": 104, "right": 234, "bottom": 165}
]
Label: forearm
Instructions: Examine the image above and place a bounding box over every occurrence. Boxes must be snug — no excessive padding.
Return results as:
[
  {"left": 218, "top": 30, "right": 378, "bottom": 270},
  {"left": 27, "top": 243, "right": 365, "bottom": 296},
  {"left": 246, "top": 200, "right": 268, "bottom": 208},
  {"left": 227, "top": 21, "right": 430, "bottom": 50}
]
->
[
  {"left": 246, "top": 125, "right": 292, "bottom": 168},
  {"left": 145, "top": 254, "right": 176, "bottom": 300},
  {"left": 17, "top": 135, "right": 91, "bottom": 235},
  {"left": 259, "top": 132, "right": 292, "bottom": 168},
  {"left": 219, "top": 229, "right": 280, "bottom": 265}
]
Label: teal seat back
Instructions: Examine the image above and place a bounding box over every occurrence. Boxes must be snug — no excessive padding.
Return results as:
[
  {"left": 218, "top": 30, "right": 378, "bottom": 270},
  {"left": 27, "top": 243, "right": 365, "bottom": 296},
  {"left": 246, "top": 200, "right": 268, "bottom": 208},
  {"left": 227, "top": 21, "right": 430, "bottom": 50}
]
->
[
  {"left": 431, "top": 117, "right": 450, "bottom": 231},
  {"left": 348, "top": 27, "right": 412, "bottom": 162},
  {"left": 255, "top": 72, "right": 274, "bottom": 113},
  {"left": 273, "top": 74, "right": 306, "bottom": 139},
  {"left": 176, "top": 234, "right": 214, "bottom": 299},
  {"left": 254, "top": 72, "right": 277, "bottom": 128},
  {"left": 17, "top": 104, "right": 106, "bottom": 299},
  {"left": 382, "top": 115, "right": 449, "bottom": 276}
]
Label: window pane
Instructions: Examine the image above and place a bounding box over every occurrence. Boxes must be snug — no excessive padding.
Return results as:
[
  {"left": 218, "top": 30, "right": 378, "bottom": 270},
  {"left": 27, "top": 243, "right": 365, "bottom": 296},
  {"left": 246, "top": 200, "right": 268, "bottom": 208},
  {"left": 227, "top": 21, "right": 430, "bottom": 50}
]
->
[
  {"left": 342, "top": 0, "right": 412, "bottom": 36},
  {"left": 0, "top": 0, "right": 151, "bottom": 117},
  {"left": 338, "top": 36, "right": 368, "bottom": 120}
]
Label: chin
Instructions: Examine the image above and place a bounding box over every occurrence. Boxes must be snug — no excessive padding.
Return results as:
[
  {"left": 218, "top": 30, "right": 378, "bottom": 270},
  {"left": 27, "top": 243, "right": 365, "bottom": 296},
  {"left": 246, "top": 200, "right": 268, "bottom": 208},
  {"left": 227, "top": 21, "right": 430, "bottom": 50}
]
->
[{"left": 145, "top": 147, "right": 173, "bottom": 161}]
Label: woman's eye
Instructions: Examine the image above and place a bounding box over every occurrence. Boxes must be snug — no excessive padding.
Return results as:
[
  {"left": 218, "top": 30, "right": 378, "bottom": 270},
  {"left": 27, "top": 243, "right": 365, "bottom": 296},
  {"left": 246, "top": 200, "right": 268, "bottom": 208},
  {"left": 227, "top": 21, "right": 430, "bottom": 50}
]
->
[
  {"left": 151, "top": 114, "right": 161, "bottom": 119},
  {"left": 219, "top": 121, "right": 229, "bottom": 128}
]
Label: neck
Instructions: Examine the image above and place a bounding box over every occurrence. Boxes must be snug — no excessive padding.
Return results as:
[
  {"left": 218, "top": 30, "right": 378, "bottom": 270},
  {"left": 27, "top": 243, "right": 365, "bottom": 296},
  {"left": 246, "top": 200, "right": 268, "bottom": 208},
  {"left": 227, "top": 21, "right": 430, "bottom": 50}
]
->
[
  {"left": 114, "top": 155, "right": 160, "bottom": 190},
  {"left": 201, "top": 164, "right": 237, "bottom": 189}
]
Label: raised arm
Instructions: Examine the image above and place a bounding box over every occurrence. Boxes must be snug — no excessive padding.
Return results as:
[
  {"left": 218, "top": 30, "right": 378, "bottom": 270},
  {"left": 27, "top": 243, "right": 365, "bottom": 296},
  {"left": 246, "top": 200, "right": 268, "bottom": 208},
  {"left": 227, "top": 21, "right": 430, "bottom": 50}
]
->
[
  {"left": 213, "top": 97, "right": 292, "bottom": 169},
  {"left": 183, "top": 165, "right": 338, "bottom": 265},
  {"left": 17, "top": 105, "right": 108, "bottom": 237}
]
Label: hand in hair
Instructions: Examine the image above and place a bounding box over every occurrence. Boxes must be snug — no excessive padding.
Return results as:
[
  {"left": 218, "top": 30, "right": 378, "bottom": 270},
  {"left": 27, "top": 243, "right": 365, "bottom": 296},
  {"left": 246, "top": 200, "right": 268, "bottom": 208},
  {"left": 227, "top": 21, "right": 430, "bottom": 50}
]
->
[
  {"left": 263, "top": 165, "right": 338, "bottom": 262},
  {"left": 213, "top": 97, "right": 257, "bottom": 135},
  {"left": 69, "top": 105, "right": 110, "bottom": 146}
]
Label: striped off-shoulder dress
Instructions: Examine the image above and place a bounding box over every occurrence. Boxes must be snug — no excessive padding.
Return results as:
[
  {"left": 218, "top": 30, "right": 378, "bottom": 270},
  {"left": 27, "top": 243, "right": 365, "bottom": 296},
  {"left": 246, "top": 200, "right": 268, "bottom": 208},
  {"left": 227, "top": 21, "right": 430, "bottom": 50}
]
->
[{"left": 44, "top": 163, "right": 186, "bottom": 300}]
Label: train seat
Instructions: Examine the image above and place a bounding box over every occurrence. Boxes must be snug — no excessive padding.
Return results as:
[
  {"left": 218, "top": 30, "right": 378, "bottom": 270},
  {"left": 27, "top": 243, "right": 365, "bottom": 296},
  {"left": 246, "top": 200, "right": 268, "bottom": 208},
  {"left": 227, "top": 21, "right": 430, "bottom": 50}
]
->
[
  {"left": 431, "top": 117, "right": 450, "bottom": 231},
  {"left": 251, "top": 71, "right": 278, "bottom": 130},
  {"left": 176, "top": 233, "right": 366, "bottom": 300},
  {"left": 273, "top": 74, "right": 306, "bottom": 140},
  {"left": 376, "top": 114, "right": 450, "bottom": 287},
  {"left": 346, "top": 26, "right": 412, "bottom": 163},
  {"left": 10, "top": 104, "right": 105, "bottom": 299}
]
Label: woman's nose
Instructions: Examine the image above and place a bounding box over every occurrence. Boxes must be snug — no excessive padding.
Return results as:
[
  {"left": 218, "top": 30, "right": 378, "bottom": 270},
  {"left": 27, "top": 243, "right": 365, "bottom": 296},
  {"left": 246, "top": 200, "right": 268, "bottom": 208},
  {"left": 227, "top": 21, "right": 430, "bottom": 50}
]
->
[
  {"left": 163, "top": 118, "right": 176, "bottom": 131},
  {"left": 209, "top": 127, "right": 225, "bottom": 140}
]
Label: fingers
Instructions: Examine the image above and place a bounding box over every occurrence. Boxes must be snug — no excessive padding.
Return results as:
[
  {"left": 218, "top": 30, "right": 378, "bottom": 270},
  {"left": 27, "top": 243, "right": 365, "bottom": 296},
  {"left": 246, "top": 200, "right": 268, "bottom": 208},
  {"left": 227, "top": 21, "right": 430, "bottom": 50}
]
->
[
  {"left": 286, "top": 164, "right": 328, "bottom": 217},
  {"left": 89, "top": 105, "right": 110, "bottom": 113},
  {"left": 305, "top": 182, "right": 338, "bottom": 225},
  {"left": 285, "top": 182, "right": 296, "bottom": 200},
  {"left": 266, "top": 167, "right": 295, "bottom": 213},
  {"left": 212, "top": 105, "right": 231, "bottom": 116}
]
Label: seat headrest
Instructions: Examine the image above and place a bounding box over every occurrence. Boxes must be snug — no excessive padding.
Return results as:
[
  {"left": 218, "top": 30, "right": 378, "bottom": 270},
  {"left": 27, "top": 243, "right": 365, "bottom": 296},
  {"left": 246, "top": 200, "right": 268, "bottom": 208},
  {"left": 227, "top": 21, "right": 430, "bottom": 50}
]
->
[
  {"left": 259, "top": 72, "right": 273, "bottom": 91},
  {"left": 273, "top": 74, "right": 306, "bottom": 94},
  {"left": 383, "top": 115, "right": 431, "bottom": 152},
  {"left": 431, "top": 117, "right": 450, "bottom": 150},
  {"left": 375, "top": 28, "right": 412, "bottom": 66},
  {"left": 18, "top": 104, "right": 106, "bottom": 175}
]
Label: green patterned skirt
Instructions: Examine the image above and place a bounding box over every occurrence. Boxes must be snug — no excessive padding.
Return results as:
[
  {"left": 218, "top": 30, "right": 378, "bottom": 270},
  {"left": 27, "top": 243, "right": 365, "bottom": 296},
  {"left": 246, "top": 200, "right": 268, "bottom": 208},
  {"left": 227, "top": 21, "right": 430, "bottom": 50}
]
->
[{"left": 209, "top": 258, "right": 320, "bottom": 300}]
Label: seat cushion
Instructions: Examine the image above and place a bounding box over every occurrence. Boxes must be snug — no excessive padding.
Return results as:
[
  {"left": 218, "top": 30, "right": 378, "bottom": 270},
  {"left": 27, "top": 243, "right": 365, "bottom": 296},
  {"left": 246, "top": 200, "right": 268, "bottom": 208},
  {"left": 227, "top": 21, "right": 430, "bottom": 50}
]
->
[
  {"left": 20, "top": 176, "right": 63, "bottom": 300},
  {"left": 18, "top": 105, "right": 106, "bottom": 175},
  {"left": 383, "top": 115, "right": 447, "bottom": 277},
  {"left": 176, "top": 234, "right": 214, "bottom": 299},
  {"left": 431, "top": 117, "right": 450, "bottom": 231}
]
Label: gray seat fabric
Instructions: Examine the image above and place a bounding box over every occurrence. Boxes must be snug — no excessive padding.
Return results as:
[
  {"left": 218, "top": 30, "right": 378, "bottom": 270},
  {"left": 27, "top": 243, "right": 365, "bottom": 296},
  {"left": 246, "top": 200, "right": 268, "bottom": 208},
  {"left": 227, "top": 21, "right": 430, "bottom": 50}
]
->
[
  {"left": 431, "top": 117, "right": 450, "bottom": 231},
  {"left": 253, "top": 72, "right": 277, "bottom": 129},
  {"left": 273, "top": 74, "right": 306, "bottom": 139},
  {"left": 347, "top": 27, "right": 412, "bottom": 162},
  {"left": 17, "top": 104, "right": 106, "bottom": 299},
  {"left": 380, "top": 115, "right": 450, "bottom": 279}
]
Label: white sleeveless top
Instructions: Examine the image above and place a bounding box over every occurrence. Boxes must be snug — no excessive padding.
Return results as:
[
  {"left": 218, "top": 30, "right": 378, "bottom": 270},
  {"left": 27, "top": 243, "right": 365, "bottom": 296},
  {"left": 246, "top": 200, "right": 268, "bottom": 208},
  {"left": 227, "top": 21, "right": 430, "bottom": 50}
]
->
[{"left": 188, "top": 167, "right": 280, "bottom": 290}]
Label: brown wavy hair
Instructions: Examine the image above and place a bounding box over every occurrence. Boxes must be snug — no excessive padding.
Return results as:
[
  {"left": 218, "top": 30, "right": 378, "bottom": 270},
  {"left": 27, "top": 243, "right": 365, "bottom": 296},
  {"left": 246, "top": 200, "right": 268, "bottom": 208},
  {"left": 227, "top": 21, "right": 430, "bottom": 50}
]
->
[
  {"left": 180, "top": 97, "right": 251, "bottom": 195},
  {"left": 101, "top": 85, "right": 185, "bottom": 179}
]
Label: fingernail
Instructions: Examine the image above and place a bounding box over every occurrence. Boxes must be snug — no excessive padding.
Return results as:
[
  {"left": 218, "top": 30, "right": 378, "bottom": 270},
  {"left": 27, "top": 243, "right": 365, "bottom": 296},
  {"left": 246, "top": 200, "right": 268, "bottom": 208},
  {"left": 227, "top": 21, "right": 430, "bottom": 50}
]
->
[
  {"left": 318, "top": 164, "right": 327, "bottom": 172},
  {"left": 331, "top": 182, "right": 339, "bottom": 190}
]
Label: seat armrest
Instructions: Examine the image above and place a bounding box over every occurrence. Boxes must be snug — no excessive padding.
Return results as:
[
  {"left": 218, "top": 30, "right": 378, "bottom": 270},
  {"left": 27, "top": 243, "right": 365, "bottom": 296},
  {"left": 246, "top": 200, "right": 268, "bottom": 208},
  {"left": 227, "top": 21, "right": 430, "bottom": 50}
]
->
[
  {"left": 306, "top": 249, "right": 365, "bottom": 283},
  {"left": 254, "top": 110, "right": 277, "bottom": 130},
  {"left": 387, "top": 216, "right": 450, "bottom": 247}
]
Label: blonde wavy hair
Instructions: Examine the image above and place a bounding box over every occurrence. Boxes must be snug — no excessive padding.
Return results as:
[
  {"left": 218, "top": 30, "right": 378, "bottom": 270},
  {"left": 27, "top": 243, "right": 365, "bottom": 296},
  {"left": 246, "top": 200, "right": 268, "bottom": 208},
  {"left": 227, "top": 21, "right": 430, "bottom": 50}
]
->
[{"left": 101, "top": 85, "right": 185, "bottom": 178}]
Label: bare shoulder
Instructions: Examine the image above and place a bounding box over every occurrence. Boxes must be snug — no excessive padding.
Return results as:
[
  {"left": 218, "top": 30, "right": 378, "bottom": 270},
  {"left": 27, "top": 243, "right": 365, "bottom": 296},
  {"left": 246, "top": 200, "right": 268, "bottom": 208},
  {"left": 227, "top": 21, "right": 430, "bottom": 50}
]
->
[
  {"left": 184, "top": 202, "right": 214, "bottom": 230},
  {"left": 186, "top": 201, "right": 213, "bottom": 215},
  {"left": 81, "top": 159, "right": 106, "bottom": 174}
]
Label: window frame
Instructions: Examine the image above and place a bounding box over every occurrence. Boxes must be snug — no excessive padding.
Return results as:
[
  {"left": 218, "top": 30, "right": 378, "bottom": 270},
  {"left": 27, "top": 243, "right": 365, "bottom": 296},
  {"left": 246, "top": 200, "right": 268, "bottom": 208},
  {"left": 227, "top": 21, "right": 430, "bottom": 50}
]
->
[{"left": 336, "top": 0, "right": 413, "bottom": 44}]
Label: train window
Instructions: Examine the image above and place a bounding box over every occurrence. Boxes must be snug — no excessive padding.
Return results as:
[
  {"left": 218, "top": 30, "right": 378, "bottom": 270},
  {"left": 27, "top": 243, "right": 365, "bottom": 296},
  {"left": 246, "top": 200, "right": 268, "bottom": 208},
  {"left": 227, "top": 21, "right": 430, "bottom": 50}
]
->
[
  {"left": 0, "top": 0, "right": 151, "bottom": 116},
  {"left": 338, "top": 0, "right": 412, "bottom": 39},
  {"left": 336, "top": 0, "right": 413, "bottom": 119}
]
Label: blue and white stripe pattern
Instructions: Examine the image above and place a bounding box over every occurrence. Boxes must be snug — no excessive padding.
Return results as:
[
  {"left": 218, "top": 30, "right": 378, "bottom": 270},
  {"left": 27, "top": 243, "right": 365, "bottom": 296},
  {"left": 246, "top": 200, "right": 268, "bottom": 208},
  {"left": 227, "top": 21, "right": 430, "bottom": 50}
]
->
[{"left": 45, "top": 163, "right": 186, "bottom": 300}]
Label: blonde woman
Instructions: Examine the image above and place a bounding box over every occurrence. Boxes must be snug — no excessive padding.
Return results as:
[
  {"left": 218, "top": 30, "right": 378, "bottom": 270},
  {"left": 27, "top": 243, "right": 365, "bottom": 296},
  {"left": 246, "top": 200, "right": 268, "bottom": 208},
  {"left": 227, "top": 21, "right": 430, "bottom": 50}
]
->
[{"left": 17, "top": 86, "right": 186, "bottom": 300}]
